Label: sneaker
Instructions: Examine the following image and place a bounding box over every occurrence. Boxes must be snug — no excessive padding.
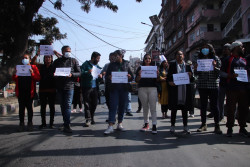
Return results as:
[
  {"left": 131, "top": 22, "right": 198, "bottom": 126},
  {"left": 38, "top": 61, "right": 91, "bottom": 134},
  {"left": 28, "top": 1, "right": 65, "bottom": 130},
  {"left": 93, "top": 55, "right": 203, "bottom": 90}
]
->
[
  {"left": 71, "top": 109, "right": 76, "bottom": 113},
  {"left": 226, "top": 128, "right": 233, "bottom": 137},
  {"left": 214, "top": 124, "right": 222, "bottom": 134},
  {"left": 91, "top": 120, "right": 96, "bottom": 125},
  {"left": 184, "top": 126, "right": 191, "bottom": 134},
  {"left": 126, "top": 112, "right": 133, "bottom": 116},
  {"left": 63, "top": 126, "right": 72, "bottom": 133},
  {"left": 116, "top": 123, "right": 126, "bottom": 131},
  {"left": 39, "top": 124, "right": 47, "bottom": 129},
  {"left": 189, "top": 114, "right": 194, "bottom": 118},
  {"left": 140, "top": 123, "right": 150, "bottom": 132},
  {"left": 49, "top": 124, "right": 55, "bottom": 129},
  {"left": 152, "top": 125, "right": 157, "bottom": 134},
  {"left": 197, "top": 124, "right": 207, "bottom": 132},
  {"left": 104, "top": 126, "right": 114, "bottom": 135},
  {"left": 84, "top": 120, "right": 91, "bottom": 127},
  {"left": 239, "top": 128, "right": 249, "bottom": 137},
  {"left": 58, "top": 125, "right": 64, "bottom": 131},
  {"left": 170, "top": 126, "right": 175, "bottom": 134},
  {"left": 27, "top": 122, "right": 33, "bottom": 131},
  {"left": 79, "top": 108, "right": 83, "bottom": 113}
]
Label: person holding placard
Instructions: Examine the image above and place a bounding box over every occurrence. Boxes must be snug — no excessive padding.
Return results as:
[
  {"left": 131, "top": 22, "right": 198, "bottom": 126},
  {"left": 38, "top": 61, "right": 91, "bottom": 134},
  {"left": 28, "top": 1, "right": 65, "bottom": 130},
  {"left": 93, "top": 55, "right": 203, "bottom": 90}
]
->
[
  {"left": 52, "top": 46, "right": 81, "bottom": 133},
  {"left": 135, "top": 54, "right": 159, "bottom": 134},
  {"left": 13, "top": 52, "right": 40, "bottom": 132},
  {"left": 220, "top": 41, "right": 249, "bottom": 137},
  {"left": 194, "top": 43, "right": 222, "bottom": 134},
  {"left": 104, "top": 50, "right": 134, "bottom": 135},
  {"left": 167, "top": 51, "right": 193, "bottom": 134},
  {"left": 31, "top": 48, "right": 57, "bottom": 129},
  {"left": 81, "top": 52, "right": 102, "bottom": 127},
  {"left": 158, "top": 55, "right": 169, "bottom": 119}
]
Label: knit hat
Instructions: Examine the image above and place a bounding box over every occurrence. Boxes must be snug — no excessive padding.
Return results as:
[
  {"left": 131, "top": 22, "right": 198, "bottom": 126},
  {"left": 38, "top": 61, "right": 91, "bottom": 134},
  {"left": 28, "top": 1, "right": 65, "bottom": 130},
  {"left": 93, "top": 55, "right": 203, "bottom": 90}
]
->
[
  {"left": 230, "top": 41, "right": 242, "bottom": 50},
  {"left": 159, "top": 55, "right": 167, "bottom": 63}
]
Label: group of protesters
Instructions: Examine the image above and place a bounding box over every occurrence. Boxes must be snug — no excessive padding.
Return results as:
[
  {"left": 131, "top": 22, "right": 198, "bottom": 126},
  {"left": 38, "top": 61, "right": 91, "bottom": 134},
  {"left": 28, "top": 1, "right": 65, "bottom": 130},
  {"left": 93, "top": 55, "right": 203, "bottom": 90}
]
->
[{"left": 12, "top": 41, "right": 250, "bottom": 137}]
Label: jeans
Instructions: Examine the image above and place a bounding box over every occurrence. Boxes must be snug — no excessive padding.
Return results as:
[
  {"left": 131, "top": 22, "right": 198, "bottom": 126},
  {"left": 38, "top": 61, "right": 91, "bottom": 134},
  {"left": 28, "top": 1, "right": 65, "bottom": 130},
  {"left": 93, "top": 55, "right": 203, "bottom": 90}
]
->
[
  {"left": 18, "top": 96, "right": 33, "bottom": 124},
  {"left": 138, "top": 87, "right": 157, "bottom": 125},
  {"left": 108, "top": 85, "right": 128, "bottom": 124},
  {"left": 171, "top": 107, "right": 188, "bottom": 126},
  {"left": 217, "top": 86, "right": 226, "bottom": 120},
  {"left": 57, "top": 89, "right": 74, "bottom": 127},
  {"left": 226, "top": 90, "right": 249, "bottom": 128},
  {"left": 82, "top": 87, "right": 98, "bottom": 121},
  {"left": 198, "top": 88, "right": 220, "bottom": 125},
  {"left": 39, "top": 92, "right": 56, "bottom": 125}
]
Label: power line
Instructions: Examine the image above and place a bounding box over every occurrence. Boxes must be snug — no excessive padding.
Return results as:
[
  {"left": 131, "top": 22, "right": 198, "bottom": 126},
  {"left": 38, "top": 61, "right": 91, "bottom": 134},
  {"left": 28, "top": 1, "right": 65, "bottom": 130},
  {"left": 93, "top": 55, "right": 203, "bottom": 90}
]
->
[{"left": 47, "top": 0, "right": 145, "bottom": 52}]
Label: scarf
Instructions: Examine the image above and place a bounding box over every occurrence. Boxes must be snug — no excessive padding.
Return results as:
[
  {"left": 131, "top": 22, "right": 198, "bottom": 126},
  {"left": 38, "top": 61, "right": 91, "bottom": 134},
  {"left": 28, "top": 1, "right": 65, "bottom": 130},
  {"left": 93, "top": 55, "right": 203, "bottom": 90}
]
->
[{"left": 177, "top": 62, "right": 186, "bottom": 105}]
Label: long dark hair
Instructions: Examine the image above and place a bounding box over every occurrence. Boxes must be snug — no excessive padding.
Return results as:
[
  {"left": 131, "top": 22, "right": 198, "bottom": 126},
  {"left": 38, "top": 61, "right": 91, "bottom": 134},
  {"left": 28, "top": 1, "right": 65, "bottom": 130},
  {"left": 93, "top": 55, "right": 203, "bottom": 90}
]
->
[
  {"left": 198, "top": 42, "right": 216, "bottom": 59},
  {"left": 142, "top": 53, "right": 153, "bottom": 66}
]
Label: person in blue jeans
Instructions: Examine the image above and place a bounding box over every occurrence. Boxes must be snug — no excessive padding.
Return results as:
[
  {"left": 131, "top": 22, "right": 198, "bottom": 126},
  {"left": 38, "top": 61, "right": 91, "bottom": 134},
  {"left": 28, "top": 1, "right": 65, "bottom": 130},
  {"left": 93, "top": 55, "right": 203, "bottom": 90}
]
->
[
  {"left": 104, "top": 50, "right": 134, "bottom": 135},
  {"left": 125, "top": 92, "right": 133, "bottom": 116},
  {"left": 52, "top": 45, "right": 81, "bottom": 133}
]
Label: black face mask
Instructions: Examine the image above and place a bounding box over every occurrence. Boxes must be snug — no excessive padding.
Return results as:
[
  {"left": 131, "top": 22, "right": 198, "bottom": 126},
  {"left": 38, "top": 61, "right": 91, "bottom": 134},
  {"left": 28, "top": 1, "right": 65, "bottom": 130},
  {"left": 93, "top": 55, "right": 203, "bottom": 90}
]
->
[{"left": 93, "top": 60, "right": 98, "bottom": 65}]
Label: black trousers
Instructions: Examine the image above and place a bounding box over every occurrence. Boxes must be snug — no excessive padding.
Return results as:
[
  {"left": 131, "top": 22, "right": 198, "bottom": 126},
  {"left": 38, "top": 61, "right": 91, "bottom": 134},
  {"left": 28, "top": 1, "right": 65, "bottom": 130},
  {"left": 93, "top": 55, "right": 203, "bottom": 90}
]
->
[
  {"left": 82, "top": 87, "right": 98, "bottom": 121},
  {"left": 18, "top": 96, "right": 33, "bottom": 124},
  {"left": 171, "top": 106, "right": 188, "bottom": 126},
  {"left": 72, "top": 86, "right": 83, "bottom": 109},
  {"left": 39, "top": 92, "right": 56, "bottom": 125}
]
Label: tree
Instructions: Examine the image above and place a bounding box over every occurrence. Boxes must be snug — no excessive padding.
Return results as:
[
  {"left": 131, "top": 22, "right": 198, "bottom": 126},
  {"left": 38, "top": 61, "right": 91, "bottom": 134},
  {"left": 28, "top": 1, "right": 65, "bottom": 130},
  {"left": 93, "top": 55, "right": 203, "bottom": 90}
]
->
[{"left": 0, "top": 0, "right": 142, "bottom": 89}]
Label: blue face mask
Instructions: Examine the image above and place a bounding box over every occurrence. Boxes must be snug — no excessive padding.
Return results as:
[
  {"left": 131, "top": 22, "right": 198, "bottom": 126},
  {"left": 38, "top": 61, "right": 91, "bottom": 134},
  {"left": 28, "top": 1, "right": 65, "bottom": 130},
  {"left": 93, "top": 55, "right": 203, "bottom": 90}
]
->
[
  {"left": 22, "top": 59, "right": 29, "bottom": 65},
  {"left": 201, "top": 48, "right": 209, "bottom": 56}
]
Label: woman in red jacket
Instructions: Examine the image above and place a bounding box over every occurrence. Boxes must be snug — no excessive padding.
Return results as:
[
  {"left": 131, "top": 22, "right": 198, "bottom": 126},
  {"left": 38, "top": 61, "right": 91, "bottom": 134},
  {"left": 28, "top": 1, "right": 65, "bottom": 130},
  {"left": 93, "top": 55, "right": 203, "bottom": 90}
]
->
[{"left": 13, "top": 53, "right": 40, "bottom": 131}]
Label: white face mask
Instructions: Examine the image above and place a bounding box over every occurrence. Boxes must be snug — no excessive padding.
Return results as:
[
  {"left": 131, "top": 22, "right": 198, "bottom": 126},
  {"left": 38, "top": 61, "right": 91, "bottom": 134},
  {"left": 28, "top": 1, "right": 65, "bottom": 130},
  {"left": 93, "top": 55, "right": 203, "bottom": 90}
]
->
[
  {"left": 22, "top": 59, "right": 29, "bottom": 65},
  {"left": 64, "top": 52, "right": 72, "bottom": 58}
]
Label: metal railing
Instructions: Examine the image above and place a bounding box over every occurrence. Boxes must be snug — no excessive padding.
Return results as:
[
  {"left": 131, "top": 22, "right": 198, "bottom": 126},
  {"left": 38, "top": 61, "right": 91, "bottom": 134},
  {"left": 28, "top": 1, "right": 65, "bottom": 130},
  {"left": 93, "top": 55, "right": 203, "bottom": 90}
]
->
[{"left": 222, "top": 0, "right": 232, "bottom": 13}]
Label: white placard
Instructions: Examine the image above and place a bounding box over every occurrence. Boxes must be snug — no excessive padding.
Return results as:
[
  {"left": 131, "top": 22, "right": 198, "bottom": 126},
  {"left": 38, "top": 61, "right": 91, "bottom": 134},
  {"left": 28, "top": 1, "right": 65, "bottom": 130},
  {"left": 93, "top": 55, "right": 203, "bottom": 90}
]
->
[
  {"left": 234, "top": 69, "right": 248, "bottom": 82},
  {"left": 112, "top": 72, "right": 128, "bottom": 83},
  {"left": 91, "top": 66, "right": 102, "bottom": 79},
  {"left": 173, "top": 72, "right": 190, "bottom": 85},
  {"left": 141, "top": 66, "right": 157, "bottom": 78},
  {"left": 197, "top": 59, "right": 214, "bottom": 71},
  {"left": 54, "top": 68, "right": 71, "bottom": 76},
  {"left": 16, "top": 65, "right": 31, "bottom": 76},
  {"left": 40, "top": 45, "right": 54, "bottom": 55}
]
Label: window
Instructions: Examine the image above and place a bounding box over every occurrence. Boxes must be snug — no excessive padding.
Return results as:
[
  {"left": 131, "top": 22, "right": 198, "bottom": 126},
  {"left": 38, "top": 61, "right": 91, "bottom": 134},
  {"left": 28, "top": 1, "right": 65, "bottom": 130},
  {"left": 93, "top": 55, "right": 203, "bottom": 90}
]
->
[
  {"left": 169, "top": 40, "right": 172, "bottom": 47},
  {"left": 248, "top": 18, "right": 250, "bottom": 34},
  {"left": 176, "top": 0, "right": 180, "bottom": 5},
  {"left": 189, "top": 12, "right": 195, "bottom": 24},
  {"left": 190, "top": 32, "right": 195, "bottom": 43},
  {"left": 196, "top": 29, "right": 200, "bottom": 36},
  {"left": 178, "top": 30, "right": 182, "bottom": 38},
  {"left": 164, "top": 0, "right": 168, "bottom": 5},
  {"left": 207, "top": 24, "right": 214, "bottom": 32},
  {"left": 173, "top": 36, "right": 176, "bottom": 43}
]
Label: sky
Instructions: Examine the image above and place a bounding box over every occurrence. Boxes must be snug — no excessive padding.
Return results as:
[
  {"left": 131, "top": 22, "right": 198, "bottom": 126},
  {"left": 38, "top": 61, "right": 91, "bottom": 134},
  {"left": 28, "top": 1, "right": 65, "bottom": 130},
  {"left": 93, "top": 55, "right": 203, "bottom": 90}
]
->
[{"left": 35, "top": 0, "right": 162, "bottom": 67}]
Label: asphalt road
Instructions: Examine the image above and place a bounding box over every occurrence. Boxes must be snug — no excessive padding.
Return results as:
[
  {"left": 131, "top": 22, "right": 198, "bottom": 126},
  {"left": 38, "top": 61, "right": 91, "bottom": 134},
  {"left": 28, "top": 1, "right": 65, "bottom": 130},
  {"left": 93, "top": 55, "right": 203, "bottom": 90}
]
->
[{"left": 0, "top": 95, "right": 250, "bottom": 167}]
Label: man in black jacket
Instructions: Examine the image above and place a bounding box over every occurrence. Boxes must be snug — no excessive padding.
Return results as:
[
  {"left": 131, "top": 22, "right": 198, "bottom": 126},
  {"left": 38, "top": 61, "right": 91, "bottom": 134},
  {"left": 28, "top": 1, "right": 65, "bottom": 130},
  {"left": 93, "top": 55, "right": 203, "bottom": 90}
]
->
[{"left": 53, "top": 46, "right": 81, "bottom": 133}]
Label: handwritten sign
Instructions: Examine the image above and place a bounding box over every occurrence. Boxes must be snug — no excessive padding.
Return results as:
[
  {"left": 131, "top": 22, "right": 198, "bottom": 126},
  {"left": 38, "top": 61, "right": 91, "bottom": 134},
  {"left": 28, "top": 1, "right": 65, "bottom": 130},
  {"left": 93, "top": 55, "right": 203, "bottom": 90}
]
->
[
  {"left": 16, "top": 65, "right": 31, "bottom": 76},
  {"left": 112, "top": 72, "right": 128, "bottom": 83},
  {"left": 197, "top": 59, "right": 214, "bottom": 71},
  {"left": 141, "top": 66, "right": 157, "bottom": 78},
  {"left": 234, "top": 69, "right": 248, "bottom": 82},
  {"left": 40, "top": 45, "right": 54, "bottom": 55},
  {"left": 173, "top": 72, "right": 190, "bottom": 85},
  {"left": 54, "top": 68, "right": 71, "bottom": 76},
  {"left": 91, "top": 66, "right": 102, "bottom": 79}
]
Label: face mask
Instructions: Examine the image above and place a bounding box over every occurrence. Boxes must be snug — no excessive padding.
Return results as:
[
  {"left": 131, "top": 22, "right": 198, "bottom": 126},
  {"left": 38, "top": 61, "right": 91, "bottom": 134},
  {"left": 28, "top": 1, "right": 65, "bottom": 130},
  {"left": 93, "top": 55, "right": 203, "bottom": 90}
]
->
[
  {"left": 64, "top": 52, "right": 72, "bottom": 58},
  {"left": 22, "top": 59, "right": 29, "bottom": 65},
  {"left": 93, "top": 60, "right": 98, "bottom": 65},
  {"left": 201, "top": 48, "right": 209, "bottom": 56}
]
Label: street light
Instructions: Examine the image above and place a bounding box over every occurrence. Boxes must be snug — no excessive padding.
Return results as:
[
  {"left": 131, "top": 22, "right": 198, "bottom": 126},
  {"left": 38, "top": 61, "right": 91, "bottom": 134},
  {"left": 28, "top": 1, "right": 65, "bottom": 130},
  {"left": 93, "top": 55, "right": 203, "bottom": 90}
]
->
[{"left": 141, "top": 22, "right": 153, "bottom": 27}]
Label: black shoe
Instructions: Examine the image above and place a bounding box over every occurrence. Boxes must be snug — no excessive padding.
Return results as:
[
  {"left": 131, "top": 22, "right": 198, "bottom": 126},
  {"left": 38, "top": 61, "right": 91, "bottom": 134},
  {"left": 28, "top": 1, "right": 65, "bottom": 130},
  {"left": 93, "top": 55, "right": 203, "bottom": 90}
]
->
[
  {"left": 197, "top": 124, "right": 207, "bottom": 132},
  {"left": 49, "top": 124, "right": 54, "bottom": 129},
  {"left": 239, "top": 128, "right": 249, "bottom": 137},
  {"left": 214, "top": 124, "right": 222, "bottom": 134},
  {"left": 91, "top": 120, "right": 96, "bottom": 125},
  {"left": 207, "top": 113, "right": 214, "bottom": 118},
  {"left": 126, "top": 112, "right": 133, "bottom": 116},
  {"left": 63, "top": 126, "right": 72, "bottom": 133},
  {"left": 152, "top": 125, "right": 157, "bottom": 134},
  {"left": 39, "top": 124, "right": 47, "bottom": 129},
  {"left": 226, "top": 128, "right": 233, "bottom": 137},
  {"left": 27, "top": 122, "right": 33, "bottom": 131},
  {"left": 136, "top": 110, "right": 141, "bottom": 113},
  {"left": 17, "top": 123, "right": 25, "bottom": 132}
]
